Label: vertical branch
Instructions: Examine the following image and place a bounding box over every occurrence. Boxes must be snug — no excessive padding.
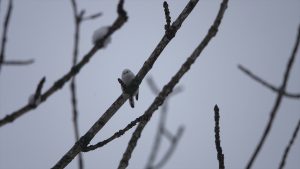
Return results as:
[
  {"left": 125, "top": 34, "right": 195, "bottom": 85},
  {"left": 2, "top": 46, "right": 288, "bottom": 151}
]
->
[
  {"left": 246, "top": 25, "right": 300, "bottom": 169},
  {"left": 214, "top": 105, "right": 225, "bottom": 169},
  {"left": 163, "top": 1, "right": 171, "bottom": 32},
  {"left": 70, "top": 0, "right": 83, "bottom": 169},
  {"left": 51, "top": 1, "right": 128, "bottom": 168},
  {"left": 278, "top": 119, "right": 300, "bottom": 169},
  {"left": 0, "top": 0, "right": 13, "bottom": 72}
]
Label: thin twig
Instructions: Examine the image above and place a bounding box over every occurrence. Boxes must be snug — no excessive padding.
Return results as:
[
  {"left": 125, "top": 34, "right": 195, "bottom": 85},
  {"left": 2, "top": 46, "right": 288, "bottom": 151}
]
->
[
  {"left": 70, "top": 0, "right": 84, "bottom": 169},
  {"left": 246, "top": 25, "right": 300, "bottom": 169},
  {"left": 0, "top": 0, "right": 128, "bottom": 128},
  {"left": 118, "top": 1, "right": 228, "bottom": 168},
  {"left": 51, "top": 1, "right": 198, "bottom": 168},
  {"left": 278, "top": 119, "right": 300, "bottom": 169},
  {"left": 1, "top": 59, "right": 34, "bottom": 65},
  {"left": 0, "top": 0, "right": 13, "bottom": 72},
  {"left": 238, "top": 65, "right": 300, "bottom": 99},
  {"left": 214, "top": 105, "right": 225, "bottom": 169},
  {"left": 34, "top": 77, "right": 46, "bottom": 99},
  {"left": 82, "top": 12, "right": 102, "bottom": 21}
]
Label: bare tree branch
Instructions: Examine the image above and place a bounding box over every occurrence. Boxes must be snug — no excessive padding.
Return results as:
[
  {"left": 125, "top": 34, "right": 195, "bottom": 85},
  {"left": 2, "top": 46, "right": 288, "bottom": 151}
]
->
[
  {"left": 0, "top": 0, "right": 34, "bottom": 70},
  {"left": 214, "top": 105, "right": 225, "bottom": 169},
  {"left": 145, "top": 76, "right": 183, "bottom": 169},
  {"left": 163, "top": 1, "right": 171, "bottom": 32},
  {"left": 28, "top": 77, "right": 46, "bottom": 107},
  {"left": 82, "top": 12, "right": 102, "bottom": 21},
  {"left": 118, "top": 0, "right": 228, "bottom": 168},
  {"left": 278, "top": 119, "right": 300, "bottom": 169},
  {"left": 238, "top": 65, "right": 300, "bottom": 99},
  {"left": 1, "top": 59, "right": 34, "bottom": 65},
  {"left": 0, "top": 0, "right": 128, "bottom": 128},
  {"left": 51, "top": 0, "right": 200, "bottom": 168},
  {"left": 69, "top": 0, "right": 84, "bottom": 168},
  {"left": 246, "top": 24, "right": 300, "bottom": 169},
  {"left": 0, "top": 0, "right": 13, "bottom": 72},
  {"left": 150, "top": 126, "right": 184, "bottom": 169}
]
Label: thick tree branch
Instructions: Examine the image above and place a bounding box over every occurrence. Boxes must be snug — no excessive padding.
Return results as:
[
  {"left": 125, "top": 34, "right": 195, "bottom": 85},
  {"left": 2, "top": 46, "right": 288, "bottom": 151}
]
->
[
  {"left": 0, "top": 0, "right": 127, "bottom": 128},
  {"left": 246, "top": 24, "right": 300, "bottom": 169},
  {"left": 51, "top": 1, "right": 199, "bottom": 168},
  {"left": 278, "top": 119, "right": 300, "bottom": 169},
  {"left": 0, "top": 0, "right": 13, "bottom": 72},
  {"left": 118, "top": 1, "right": 228, "bottom": 168},
  {"left": 214, "top": 105, "right": 225, "bottom": 169},
  {"left": 238, "top": 65, "right": 300, "bottom": 99}
]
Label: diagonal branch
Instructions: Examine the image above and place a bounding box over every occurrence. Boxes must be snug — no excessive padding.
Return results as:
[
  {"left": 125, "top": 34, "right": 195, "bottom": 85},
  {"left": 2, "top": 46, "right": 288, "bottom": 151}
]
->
[
  {"left": 0, "top": 0, "right": 13, "bottom": 72},
  {"left": 246, "top": 24, "right": 300, "bottom": 169},
  {"left": 238, "top": 65, "right": 300, "bottom": 99},
  {"left": 51, "top": 1, "right": 199, "bottom": 168},
  {"left": 0, "top": 0, "right": 128, "bottom": 128},
  {"left": 278, "top": 119, "right": 300, "bottom": 169},
  {"left": 118, "top": 1, "right": 228, "bottom": 168}
]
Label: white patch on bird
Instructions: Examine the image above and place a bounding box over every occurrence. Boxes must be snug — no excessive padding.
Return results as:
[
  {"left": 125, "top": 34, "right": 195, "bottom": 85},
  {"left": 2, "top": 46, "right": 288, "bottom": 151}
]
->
[
  {"left": 121, "top": 69, "right": 139, "bottom": 108},
  {"left": 92, "top": 26, "right": 112, "bottom": 48}
]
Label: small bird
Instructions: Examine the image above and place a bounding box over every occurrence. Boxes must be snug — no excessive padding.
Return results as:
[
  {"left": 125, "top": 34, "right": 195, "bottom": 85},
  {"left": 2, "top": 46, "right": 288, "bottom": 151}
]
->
[{"left": 120, "top": 69, "right": 139, "bottom": 108}]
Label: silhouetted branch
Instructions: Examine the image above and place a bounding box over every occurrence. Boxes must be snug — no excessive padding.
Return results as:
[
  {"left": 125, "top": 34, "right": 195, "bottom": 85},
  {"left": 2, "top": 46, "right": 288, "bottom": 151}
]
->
[
  {"left": 69, "top": 0, "right": 85, "bottom": 168},
  {"left": 163, "top": 1, "right": 171, "bottom": 32},
  {"left": 238, "top": 65, "right": 300, "bottom": 99},
  {"left": 28, "top": 77, "right": 46, "bottom": 107},
  {"left": 1, "top": 59, "right": 34, "bottom": 65},
  {"left": 82, "top": 114, "right": 147, "bottom": 152},
  {"left": 0, "top": 0, "right": 127, "bottom": 128},
  {"left": 0, "top": 0, "right": 13, "bottom": 72},
  {"left": 118, "top": 0, "right": 228, "bottom": 168},
  {"left": 151, "top": 126, "right": 184, "bottom": 169},
  {"left": 278, "top": 119, "right": 300, "bottom": 169},
  {"left": 0, "top": 0, "right": 34, "bottom": 70},
  {"left": 34, "top": 77, "right": 46, "bottom": 99},
  {"left": 214, "top": 105, "right": 225, "bottom": 169},
  {"left": 246, "top": 24, "right": 300, "bottom": 169},
  {"left": 82, "top": 12, "right": 102, "bottom": 21},
  {"left": 51, "top": 0, "right": 199, "bottom": 168}
]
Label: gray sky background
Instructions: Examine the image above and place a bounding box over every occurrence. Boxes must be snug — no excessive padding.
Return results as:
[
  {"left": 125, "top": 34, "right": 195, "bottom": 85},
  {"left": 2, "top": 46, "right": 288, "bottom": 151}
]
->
[{"left": 0, "top": 0, "right": 300, "bottom": 169}]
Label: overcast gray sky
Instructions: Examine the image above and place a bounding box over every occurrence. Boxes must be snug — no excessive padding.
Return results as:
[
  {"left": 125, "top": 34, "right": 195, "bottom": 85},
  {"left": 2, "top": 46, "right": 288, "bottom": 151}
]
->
[{"left": 0, "top": 0, "right": 300, "bottom": 169}]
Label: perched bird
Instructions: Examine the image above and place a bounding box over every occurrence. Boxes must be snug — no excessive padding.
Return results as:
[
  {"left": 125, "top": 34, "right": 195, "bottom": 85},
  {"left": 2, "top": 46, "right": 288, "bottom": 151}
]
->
[
  {"left": 92, "top": 26, "right": 112, "bottom": 47},
  {"left": 120, "top": 69, "right": 139, "bottom": 108}
]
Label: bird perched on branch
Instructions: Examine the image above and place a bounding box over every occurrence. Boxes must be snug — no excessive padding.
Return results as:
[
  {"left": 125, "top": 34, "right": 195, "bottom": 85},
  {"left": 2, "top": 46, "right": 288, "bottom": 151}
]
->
[{"left": 118, "top": 69, "right": 139, "bottom": 108}]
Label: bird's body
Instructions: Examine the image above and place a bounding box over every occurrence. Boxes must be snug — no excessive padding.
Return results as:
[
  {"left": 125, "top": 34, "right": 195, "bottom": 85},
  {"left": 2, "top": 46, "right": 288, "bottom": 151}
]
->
[{"left": 121, "top": 69, "right": 139, "bottom": 108}]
